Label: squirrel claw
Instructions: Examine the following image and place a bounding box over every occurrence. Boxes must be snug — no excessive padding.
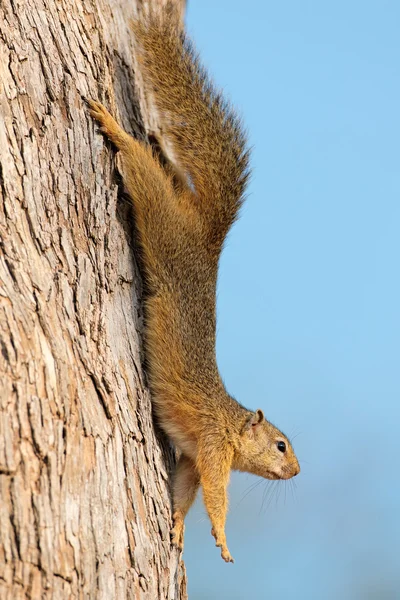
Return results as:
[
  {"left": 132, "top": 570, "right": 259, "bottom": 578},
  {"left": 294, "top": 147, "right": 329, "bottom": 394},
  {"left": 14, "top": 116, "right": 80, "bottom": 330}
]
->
[
  {"left": 221, "top": 548, "right": 234, "bottom": 563},
  {"left": 87, "top": 99, "right": 126, "bottom": 148},
  {"left": 170, "top": 532, "right": 183, "bottom": 551},
  {"left": 212, "top": 532, "right": 234, "bottom": 563},
  {"left": 170, "top": 520, "right": 184, "bottom": 551}
]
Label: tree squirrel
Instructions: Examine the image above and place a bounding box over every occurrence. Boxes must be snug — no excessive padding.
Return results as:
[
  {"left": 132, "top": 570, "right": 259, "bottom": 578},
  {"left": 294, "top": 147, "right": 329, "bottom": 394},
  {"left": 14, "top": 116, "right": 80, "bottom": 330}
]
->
[{"left": 88, "top": 6, "right": 300, "bottom": 564}]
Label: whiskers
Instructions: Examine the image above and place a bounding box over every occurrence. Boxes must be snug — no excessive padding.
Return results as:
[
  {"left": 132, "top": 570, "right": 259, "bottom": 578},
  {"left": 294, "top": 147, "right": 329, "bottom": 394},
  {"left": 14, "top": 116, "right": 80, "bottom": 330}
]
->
[
  {"left": 260, "top": 479, "right": 280, "bottom": 514},
  {"left": 236, "top": 475, "right": 298, "bottom": 515},
  {"left": 236, "top": 477, "right": 264, "bottom": 508},
  {"left": 260, "top": 476, "right": 299, "bottom": 513},
  {"left": 288, "top": 426, "right": 302, "bottom": 446},
  {"left": 289, "top": 477, "right": 298, "bottom": 504}
]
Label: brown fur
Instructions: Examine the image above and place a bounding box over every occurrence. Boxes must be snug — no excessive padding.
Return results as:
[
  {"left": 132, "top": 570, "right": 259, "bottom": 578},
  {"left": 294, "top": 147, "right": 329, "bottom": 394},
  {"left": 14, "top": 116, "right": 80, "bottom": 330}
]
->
[{"left": 87, "top": 7, "right": 299, "bottom": 563}]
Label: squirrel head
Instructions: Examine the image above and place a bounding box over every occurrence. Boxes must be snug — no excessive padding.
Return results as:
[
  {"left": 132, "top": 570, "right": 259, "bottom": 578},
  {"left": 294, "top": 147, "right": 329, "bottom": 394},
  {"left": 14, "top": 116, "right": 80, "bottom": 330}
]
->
[{"left": 234, "top": 409, "right": 300, "bottom": 480}]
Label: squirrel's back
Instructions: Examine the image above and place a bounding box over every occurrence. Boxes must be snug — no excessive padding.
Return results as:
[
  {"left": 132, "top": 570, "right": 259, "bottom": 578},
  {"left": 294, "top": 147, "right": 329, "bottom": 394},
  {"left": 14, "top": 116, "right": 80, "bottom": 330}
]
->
[{"left": 132, "top": 9, "right": 250, "bottom": 416}]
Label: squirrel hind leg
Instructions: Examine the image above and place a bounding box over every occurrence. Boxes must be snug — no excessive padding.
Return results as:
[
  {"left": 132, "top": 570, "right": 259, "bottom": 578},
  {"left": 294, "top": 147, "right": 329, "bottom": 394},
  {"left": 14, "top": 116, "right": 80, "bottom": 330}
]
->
[{"left": 87, "top": 99, "right": 131, "bottom": 151}]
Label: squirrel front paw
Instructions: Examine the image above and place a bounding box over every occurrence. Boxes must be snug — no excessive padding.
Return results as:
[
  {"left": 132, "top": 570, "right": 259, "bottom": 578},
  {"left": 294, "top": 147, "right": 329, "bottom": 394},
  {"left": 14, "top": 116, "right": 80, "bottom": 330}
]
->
[
  {"left": 220, "top": 546, "right": 234, "bottom": 563},
  {"left": 211, "top": 527, "right": 234, "bottom": 563}
]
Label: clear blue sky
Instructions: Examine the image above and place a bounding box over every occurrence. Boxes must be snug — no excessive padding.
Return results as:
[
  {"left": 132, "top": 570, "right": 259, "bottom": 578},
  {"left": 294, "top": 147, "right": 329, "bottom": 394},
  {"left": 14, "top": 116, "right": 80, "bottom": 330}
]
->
[{"left": 184, "top": 2, "right": 400, "bottom": 599}]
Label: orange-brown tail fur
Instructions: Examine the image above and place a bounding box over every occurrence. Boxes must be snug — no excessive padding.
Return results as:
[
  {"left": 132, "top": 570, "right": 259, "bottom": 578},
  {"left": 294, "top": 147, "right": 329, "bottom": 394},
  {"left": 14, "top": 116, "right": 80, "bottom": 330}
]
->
[{"left": 133, "top": 8, "right": 250, "bottom": 248}]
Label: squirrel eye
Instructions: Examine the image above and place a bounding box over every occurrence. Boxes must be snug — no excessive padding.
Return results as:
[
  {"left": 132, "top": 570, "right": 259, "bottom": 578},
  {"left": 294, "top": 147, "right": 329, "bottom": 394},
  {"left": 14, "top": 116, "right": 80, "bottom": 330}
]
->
[{"left": 277, "top": 441, "right": 286, "bottom": 453}]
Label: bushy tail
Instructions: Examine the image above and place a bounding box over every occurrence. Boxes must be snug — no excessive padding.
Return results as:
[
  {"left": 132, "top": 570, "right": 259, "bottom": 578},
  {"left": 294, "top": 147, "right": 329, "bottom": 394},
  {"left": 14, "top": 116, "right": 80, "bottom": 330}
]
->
[{"left": 133, "top": 6, "right": 250, "bottom": 242}]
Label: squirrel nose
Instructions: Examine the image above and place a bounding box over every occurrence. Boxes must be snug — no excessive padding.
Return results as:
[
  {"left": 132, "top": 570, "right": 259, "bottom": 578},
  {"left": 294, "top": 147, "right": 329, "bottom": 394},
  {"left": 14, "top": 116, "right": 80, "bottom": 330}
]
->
[{"left": 294, "top": 466, "right": 300, "bottom": 477}]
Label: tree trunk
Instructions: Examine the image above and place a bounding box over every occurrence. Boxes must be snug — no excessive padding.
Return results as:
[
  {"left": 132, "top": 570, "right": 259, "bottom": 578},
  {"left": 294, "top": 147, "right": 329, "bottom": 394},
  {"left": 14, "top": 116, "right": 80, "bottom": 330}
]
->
[{"left": 0, "top": 1, "right": 187, "bottom": 598}]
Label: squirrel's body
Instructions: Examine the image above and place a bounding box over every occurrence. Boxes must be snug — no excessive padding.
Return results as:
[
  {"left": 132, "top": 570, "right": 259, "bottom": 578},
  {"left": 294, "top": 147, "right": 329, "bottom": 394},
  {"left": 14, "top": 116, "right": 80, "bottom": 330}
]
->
[{"left": 89, "top": 6, "right": 299, "bottom": 563}]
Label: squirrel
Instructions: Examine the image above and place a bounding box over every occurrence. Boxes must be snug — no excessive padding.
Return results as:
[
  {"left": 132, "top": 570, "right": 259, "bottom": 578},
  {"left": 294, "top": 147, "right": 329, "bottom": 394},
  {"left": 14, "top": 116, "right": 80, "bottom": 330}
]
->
[{"left": 88, "top": 5, "right": 300, "bottom": 564}]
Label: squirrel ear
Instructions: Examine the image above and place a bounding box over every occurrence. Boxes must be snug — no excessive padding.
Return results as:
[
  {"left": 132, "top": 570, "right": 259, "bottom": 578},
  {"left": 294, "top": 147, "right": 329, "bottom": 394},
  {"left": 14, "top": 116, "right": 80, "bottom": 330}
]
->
[
  {"left": 241, "top": 409, "right": 265, "bottom": 435},
  {"left": 255, "top": 409, "right": 264, "bottom": 423}
]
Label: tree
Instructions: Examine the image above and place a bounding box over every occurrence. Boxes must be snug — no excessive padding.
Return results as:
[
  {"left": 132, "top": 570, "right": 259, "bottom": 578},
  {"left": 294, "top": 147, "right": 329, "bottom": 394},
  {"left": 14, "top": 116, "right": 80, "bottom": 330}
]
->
[{"left": 0, "top": 0, "right": 187, "bottom": 598}]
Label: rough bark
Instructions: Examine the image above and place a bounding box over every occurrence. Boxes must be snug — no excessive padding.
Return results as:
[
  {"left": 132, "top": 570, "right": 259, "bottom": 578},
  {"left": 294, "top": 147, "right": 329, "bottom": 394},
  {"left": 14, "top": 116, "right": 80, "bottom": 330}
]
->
[{"left": 0, "top": 0, "right": 187, "bottom": 598}]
